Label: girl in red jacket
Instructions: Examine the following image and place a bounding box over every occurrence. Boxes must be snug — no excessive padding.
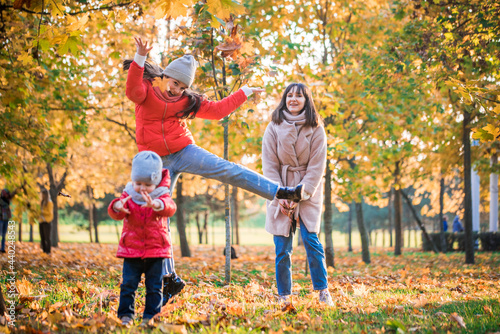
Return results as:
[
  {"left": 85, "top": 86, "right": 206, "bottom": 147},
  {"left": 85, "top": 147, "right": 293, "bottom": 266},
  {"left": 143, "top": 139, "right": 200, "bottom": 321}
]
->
[
  {"left": 108, "top": 151, "right": 177, "bottom": 327},
  {"left": 124, "top": 37, "right": 305, "bottom": 304}
]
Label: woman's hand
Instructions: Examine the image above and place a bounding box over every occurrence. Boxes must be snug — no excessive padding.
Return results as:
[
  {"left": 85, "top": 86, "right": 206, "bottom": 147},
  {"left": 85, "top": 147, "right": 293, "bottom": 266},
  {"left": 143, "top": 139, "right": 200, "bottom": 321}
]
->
[
  {"left": 141, "top": 191, "right": 162, "bottom": 210},
  {"left": 113, "top": 195, "right": 131, "bottom": 214},
  {"left": 279, "top": 200, "right": 297, "bottom": 219},
  {"left": 135, "top": 37, "right": 153, "bottom": 57}
]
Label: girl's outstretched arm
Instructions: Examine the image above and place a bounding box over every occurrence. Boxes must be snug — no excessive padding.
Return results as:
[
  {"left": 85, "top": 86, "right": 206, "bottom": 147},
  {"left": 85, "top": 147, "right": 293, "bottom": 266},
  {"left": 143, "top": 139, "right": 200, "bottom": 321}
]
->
[{"left": 195, "top": 86, "right": 265, "bottom": 120}]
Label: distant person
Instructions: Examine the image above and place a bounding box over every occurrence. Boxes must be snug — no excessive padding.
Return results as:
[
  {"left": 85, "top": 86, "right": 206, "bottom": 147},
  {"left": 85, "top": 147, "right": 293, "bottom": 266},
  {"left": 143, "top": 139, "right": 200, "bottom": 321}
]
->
[
  {"left": 442, "top": 216, "right": 448, "bottom": 232},
  {"left": 108, "top": 151, "right": 177, "bottom": 327},
  {"left": 38, "top": 189, "right": 54, "bottom": 254},
  {"left": 452, "top": 215, "right": 464, "bottom": 233},
  {"left": 262, "top": 83, "right": 333, "bottom": 306},
  {"left": 0, "top": 188, "right": 18, "bottom": 253}
]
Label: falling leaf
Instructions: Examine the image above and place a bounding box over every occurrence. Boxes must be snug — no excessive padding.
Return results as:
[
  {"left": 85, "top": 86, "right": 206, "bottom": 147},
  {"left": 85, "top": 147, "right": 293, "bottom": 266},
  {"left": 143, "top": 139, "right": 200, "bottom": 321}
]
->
[{"left": 152, "top": 77, "right": 171, "bottom": 93}]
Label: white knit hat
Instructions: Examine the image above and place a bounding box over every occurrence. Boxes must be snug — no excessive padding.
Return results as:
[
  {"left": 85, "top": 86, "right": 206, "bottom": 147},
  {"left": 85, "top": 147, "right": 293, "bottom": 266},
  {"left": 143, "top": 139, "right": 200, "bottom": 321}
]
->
[
  {"left": 131, "top": 151, "right": 163, "bottom": 186},
  {"left": 162, "top": 55, "right": 197, "bottom": 87}
]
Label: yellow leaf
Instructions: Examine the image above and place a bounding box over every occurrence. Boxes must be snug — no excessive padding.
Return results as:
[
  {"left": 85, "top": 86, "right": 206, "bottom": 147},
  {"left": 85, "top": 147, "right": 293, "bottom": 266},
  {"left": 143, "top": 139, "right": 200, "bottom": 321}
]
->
[
  {"left": 206, "top": 0, "right": 247, "bottom": 20},
  {"left": 18, "top": 53, "right": 34, "bottom": 66},
  {"left": 152, "top": 77, "right": 170, "bottom": 93},
  {"left": 66, "top": 14, "right": 89, "bottom": 32},
  {"left": 154, "top": 0, "right": 194, "bottom": 19},
  {"left": 482, "top": 124, "right": 500, "bottom": 138}
]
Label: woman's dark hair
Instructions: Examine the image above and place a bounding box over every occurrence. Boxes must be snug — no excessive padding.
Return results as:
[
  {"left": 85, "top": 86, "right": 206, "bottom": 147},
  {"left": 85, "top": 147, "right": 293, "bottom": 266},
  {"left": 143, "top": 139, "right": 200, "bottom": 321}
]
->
[
  {"left": 271, "top": 83, "right": 322, "bottom": 127},
  {"left": 123, "top": 59, "right": 203, "bottom": 119}
]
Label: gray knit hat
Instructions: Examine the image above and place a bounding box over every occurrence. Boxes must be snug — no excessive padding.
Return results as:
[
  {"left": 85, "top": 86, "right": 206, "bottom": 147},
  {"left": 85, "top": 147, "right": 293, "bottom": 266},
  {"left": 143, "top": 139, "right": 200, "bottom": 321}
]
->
[
  {"left": 162, "top": 55, "right": 197, "bottom": 87},
  {"left": 131, "top": 151, "right": 163, "bottom": 186}
]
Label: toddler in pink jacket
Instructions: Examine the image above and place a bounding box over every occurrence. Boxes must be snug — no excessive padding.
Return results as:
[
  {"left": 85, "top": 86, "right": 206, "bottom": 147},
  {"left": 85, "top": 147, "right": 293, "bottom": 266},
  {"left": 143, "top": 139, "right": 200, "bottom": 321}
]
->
[{"left": 108, "top": 151, "right": 176, "bottom": 327}]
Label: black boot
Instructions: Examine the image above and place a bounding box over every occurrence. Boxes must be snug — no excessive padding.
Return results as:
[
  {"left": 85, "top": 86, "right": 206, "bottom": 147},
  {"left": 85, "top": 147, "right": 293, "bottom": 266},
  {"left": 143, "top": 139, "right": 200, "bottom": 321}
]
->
[
  {"left": 162, "top": 273, "right": 186, "bottom": 306},
  {"left": 275, "top": 184, "right": 303, "bottom": 202}
]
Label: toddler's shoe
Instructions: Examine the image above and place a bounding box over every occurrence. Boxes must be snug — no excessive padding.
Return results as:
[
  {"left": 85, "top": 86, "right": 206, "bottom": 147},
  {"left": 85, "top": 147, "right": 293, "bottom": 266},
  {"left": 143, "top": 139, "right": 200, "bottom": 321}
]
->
[
  {"left": 140, "top": 318, "right": 153, "bottom": 328},
  {"left": 120, "top": 316, "right": 133, "bottom": 327}
]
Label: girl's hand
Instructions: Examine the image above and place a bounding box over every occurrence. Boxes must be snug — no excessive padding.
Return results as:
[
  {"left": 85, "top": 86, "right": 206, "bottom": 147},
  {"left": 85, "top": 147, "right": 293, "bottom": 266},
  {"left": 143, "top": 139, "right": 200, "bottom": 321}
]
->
[
  {"left": 114, "top": 195, "right": 131, "bottom": 214},
  {"left": 141, "top": 191, "right": 161, "bottom": 210},
  {"left": 250, "top": 87, "right": 265, "bottom": 94},
  {"left": 135, "top": 37, "right": 153, "bottom": 57}
]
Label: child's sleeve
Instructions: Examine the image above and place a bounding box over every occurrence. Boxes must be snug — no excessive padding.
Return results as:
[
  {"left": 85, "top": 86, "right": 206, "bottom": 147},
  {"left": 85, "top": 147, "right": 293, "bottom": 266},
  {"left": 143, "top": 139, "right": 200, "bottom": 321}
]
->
[
  {"left": 126, "top": 58, "right": 149, "bottom": 105},
  {"left": 195, "top": 89, "right": 248, "bottom": 120},
  {"left": 155, "top": 193, "right": 177, "bottom": 218},
  {"left": 108, "top": 192, "right": 129, "bottom": 220}
]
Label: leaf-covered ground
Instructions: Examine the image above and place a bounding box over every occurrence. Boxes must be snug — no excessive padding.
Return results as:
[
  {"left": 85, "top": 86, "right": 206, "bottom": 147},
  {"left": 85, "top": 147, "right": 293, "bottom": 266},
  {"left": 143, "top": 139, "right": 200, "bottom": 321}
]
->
[{"left": 1, "top": 242, "right": 499, "bottom": 333}]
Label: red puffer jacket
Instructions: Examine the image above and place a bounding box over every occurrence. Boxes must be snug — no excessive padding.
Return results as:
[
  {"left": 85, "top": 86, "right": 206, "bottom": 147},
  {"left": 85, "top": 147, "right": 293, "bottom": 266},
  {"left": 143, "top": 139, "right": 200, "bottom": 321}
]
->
[
  {"left": 126, "top": 61, "right": 248, "bottom": 156},
  {"left": 108, "top": 169, "right": 177, "bottom": 259}
]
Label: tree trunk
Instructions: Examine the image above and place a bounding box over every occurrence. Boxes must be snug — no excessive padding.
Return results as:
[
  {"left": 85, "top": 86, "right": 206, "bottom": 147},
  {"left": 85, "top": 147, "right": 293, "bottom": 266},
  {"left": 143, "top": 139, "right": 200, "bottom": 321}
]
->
[
  {"left": 29, "top": 221, "right": 33, "bottom": 242},
  {"left": 196, "top": 213, "right": 203, "bottom": 244},
  {"left": 394, "top": 187, "right": 403, "bottom": 256},
  {"left": 439, "top": 176, "right": 447, "bottom": 252},
  {"left": 348, "top": 202, "right": 353, "bottom": 252},
  {"left": 87, "top": 186, "right": 94, "bottom": 243},
  {"left": 355, "top": 198, "right": 370, "bottom": 264},
  {"left": 490, "top": 152, "right": 498, "bottom": 232},
  {"left": 401, "top": 190, "right": 439, "bottom": 253},
  {"left": 389, "top": 188, "right": 394, "bottom": 247},
  {"left": 0, "top": 286, "right": 6, "bottom": 316},
  {"left": 204, "top": 210, "right": 209, "bottom": 244},
  {"left": 93, "top": 204, "right": 99, "bottom": 244},
  {"left": 394, "top": 160, "right": 403, "bottom": 256},
  {"left": 463, "top": 108, "right": 474, "bottom": 264},
  {"left": 231, "top": 186, "right": 240, "bottom": 245},
  {"left": 406, "top": 217, "right": 411, "bottom": 248},
  {"left": 176, "top": 176, "right": 191, "bottom": 257},
  {"left": 18, "top": 217, "right": 22, "bottom": 242},
  {"left": 324, "top": 160, "right": 335, "bottom": 267},
  {"left": 47, "top": 164, "right": 67, "bottom": 248}
]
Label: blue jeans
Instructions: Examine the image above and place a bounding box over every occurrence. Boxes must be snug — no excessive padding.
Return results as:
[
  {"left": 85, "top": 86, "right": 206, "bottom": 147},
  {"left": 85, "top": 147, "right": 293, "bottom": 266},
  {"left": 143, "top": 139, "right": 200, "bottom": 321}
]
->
[
  {"left": 161, "top": 144, "right": 280, "bottom": 275},
  {"left": 0, "top": 220, "right": 8, "bottom": 251},
  {"left": 273, "top": 218, "right": 328, "bottom": 296},
  {"left": 118, "top": 258, "right": 164, "bottom": 319},
  {"left": 162, "top": 144, "right": 279, "bottom": 200}
]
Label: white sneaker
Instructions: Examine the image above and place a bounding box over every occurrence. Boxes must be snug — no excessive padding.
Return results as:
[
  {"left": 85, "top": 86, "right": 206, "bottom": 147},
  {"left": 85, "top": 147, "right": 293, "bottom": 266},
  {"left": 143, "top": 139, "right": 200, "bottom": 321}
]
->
[
  {"left": 120, "top": 316, "right": 133, "bottom": 327},
  {"left": 319, "top": 289, "right": 334, "bottom": 306}
]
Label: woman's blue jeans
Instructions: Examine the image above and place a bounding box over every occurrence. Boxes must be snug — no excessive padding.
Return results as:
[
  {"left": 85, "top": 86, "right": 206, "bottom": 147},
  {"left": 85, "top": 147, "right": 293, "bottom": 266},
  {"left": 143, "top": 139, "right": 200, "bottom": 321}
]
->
[
  {"left": 273, "top": 218, "right": 328, "bottom": 296},
  {"left": 161, "top": 144, "right": 280, "bottom": 275},
  {"left": 117, "top": 258, "right": 164, "bottom": 320}
]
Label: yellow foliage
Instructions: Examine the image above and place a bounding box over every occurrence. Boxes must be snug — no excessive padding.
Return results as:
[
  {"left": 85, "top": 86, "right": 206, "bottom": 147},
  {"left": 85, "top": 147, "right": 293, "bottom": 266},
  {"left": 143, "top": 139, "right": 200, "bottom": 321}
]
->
[{"left": 154, "top": 0, "right": 194, "bottom": 19}]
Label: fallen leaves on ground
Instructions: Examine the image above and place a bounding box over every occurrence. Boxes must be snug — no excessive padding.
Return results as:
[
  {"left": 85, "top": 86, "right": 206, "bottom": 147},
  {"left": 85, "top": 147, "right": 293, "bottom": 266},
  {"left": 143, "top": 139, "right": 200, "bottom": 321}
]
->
[{"left": 1, "top": 242, "right": 499, "bottom": 333}]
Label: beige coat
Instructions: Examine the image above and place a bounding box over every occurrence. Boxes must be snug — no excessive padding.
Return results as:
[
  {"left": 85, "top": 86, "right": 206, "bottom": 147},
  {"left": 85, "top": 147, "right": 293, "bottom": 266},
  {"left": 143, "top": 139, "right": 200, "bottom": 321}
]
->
[{"left": 262, "top": 112, "right": 327, "bottom": 236}]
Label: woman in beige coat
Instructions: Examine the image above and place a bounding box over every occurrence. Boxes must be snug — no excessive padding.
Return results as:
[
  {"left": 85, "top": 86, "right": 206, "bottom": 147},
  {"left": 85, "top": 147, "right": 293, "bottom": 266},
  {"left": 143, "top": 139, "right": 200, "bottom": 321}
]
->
[{"left": 262, "top": 83, "right": 333, "bottom": 306}]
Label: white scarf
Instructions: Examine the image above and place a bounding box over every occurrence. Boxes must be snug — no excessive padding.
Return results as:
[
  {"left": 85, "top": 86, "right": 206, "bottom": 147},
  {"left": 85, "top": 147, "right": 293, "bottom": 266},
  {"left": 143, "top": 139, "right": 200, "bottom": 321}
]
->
[{"left": 124, "top": 182, "right": 170, "bottom": 205}]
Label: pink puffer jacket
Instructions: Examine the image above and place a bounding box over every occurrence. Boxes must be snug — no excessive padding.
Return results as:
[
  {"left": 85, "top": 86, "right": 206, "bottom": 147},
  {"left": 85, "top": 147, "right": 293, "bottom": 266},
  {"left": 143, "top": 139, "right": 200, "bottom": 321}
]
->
[{"left": 108, "top": 169, "right": 177, "bottom": 259}]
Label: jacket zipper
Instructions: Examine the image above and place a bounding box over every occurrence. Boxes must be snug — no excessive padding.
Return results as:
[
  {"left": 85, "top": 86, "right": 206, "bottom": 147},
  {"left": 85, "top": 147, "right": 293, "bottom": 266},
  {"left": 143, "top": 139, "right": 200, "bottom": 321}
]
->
[{"left": 161, "top": 103, "right": 172, "bottom": 155}]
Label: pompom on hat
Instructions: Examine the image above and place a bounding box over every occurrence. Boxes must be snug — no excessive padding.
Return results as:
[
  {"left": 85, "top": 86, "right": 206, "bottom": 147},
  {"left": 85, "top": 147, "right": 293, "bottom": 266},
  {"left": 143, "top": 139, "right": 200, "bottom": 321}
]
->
[
  {"left": 131, "top": 151, "right": 163, "bottom": 186},
  {"left": 162, "top": 55, "right": 197, "bottom": 88}
]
